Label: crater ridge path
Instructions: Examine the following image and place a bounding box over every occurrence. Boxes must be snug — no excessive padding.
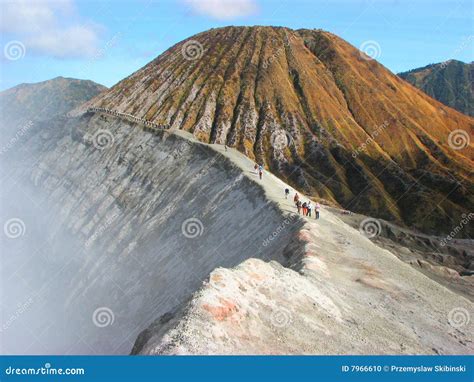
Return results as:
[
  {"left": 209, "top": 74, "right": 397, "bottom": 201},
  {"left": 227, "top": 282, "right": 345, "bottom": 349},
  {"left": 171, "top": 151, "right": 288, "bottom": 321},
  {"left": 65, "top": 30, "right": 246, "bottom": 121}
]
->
[{"left": 134, "top": 130, "right": 474, "bottom": 355}]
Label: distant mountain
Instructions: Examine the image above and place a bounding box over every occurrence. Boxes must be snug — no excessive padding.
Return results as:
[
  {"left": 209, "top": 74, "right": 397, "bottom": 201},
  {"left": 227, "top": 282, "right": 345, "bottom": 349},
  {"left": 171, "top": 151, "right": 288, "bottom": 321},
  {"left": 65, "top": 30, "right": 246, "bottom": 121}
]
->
[
  {"left": 0, "top": 77, "right": 106, "bottom": 128},
  {"left": 399, "top": 60, "right": 474, "bottom": 116},
  {"left": 79, "top": 26, "right": 473, "bottom": 237}
]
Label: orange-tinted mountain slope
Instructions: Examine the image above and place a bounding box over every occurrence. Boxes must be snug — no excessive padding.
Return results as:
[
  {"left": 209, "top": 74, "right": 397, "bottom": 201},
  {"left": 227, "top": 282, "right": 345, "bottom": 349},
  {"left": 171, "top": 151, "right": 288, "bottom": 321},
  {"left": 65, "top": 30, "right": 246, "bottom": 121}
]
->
[{"left": 80, "top": 26, "right": 473, "bottom": 237}]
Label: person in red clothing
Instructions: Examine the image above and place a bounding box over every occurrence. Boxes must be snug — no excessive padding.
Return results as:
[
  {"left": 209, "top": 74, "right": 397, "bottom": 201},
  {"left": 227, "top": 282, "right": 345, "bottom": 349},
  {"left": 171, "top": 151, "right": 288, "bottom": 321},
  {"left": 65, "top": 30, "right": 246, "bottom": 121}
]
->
[{"left": 302, "top": 202, "right": 307, "bottom": 216}]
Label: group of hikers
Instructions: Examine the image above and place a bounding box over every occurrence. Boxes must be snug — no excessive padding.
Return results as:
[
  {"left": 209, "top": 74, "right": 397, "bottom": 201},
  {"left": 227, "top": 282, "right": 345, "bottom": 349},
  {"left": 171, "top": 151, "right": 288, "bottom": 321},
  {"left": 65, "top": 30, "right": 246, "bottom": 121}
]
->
[
  {"left": 252, "top": 163, "right": 320, "bottom": 218},
  {"left": 285, "top": 189, "right": 321, "bottom": 219}
]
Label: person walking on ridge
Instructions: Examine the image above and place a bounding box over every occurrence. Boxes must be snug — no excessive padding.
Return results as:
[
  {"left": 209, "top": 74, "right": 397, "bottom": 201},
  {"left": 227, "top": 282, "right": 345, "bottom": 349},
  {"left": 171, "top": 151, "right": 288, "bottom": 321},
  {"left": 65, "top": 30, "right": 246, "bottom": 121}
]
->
[
  {"left": 296, "top": 200, "right": 302, "bottom": 215},
  {"left": 315, "top": 202, "right": 321, "bottom": 219},
  {"left": 294, "top": 193, "right": 299, "bottom": 203},
  {"left": 302, "top": 202, "right": 307, "bottom": 216},
  {"left": 307, "top": 201, "right": 312, "bottom": 217},
  {"left": 285, "top": 188, "right": 290, "bottom": 199}
]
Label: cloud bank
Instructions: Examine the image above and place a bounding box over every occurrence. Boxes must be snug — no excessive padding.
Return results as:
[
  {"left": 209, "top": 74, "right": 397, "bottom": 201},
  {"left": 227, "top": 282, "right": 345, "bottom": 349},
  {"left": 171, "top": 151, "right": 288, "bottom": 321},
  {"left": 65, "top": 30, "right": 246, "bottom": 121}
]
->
[
  {"left": 184, "top": 0, "right": 259, "bottom": 20},
  {"left": 0, "top": 0, "right": 101, "bottom": 59}
]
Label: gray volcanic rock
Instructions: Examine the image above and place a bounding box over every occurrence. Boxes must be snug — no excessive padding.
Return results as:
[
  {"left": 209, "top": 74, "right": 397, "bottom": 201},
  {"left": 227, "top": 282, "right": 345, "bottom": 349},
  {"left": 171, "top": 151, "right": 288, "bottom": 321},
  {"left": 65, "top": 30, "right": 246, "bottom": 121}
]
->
[
  {"left": 2, "top": 111, "right": 472, "bottom": 355},
  {"left": 130, "top": 144, "right": 473, "bottom": 355},
  {"left": 1, "top": 112, "right": 302, "bottom": 354}
]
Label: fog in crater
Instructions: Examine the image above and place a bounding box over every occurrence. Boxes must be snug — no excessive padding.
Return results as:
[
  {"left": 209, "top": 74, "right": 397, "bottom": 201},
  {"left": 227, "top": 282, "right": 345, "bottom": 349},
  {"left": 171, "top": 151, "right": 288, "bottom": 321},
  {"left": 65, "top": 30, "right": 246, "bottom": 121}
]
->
[{"left": 0, "top": 114, "right": 300, "bottom": 354}]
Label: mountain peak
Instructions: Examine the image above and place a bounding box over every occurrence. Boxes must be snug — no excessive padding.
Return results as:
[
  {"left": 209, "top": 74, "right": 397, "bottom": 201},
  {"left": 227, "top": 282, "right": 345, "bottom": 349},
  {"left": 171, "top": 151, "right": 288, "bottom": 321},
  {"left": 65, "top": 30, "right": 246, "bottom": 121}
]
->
[
  {"left": 399, "top": 60, "right": 473, "bottom": 116},
  {"left": 80, "top": 27, "right": 473, "bottom": 237},
  {"left": 0, "top": 77, "right": 107, "bottom": 127}
]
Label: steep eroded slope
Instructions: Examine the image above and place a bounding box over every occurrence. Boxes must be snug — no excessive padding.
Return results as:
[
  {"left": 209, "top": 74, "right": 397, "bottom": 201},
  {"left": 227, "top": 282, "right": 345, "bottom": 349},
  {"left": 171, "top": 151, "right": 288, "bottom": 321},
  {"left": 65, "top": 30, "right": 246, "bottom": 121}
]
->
[{"left": 76, "top": 26, "right": 474, "bottom": 237}]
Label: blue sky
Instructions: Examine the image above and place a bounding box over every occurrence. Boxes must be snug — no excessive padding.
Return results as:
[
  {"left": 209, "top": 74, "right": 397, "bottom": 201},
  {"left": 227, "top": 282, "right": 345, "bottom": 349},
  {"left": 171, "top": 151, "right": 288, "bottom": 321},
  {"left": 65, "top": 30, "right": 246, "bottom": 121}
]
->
[{"left": 0, "top": 0, "right": 472, "bottom": 90}]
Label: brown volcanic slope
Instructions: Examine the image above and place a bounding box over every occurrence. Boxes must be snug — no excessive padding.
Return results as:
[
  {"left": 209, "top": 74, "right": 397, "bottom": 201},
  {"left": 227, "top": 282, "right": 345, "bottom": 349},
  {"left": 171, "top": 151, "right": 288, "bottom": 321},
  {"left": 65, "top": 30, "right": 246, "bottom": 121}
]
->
[{"left": 81, "top": 26, "right": 474, "bottom": 237}]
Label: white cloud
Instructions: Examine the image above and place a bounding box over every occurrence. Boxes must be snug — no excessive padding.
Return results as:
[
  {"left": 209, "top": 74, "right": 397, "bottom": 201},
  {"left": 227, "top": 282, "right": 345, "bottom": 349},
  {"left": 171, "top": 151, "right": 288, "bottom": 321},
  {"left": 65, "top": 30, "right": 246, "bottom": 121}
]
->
[
  {"left": 0, "top": 0, "right": 101, "bottom": 59},
  {"left": 184, "top": 0, "right": 259, "bottom": 20}
]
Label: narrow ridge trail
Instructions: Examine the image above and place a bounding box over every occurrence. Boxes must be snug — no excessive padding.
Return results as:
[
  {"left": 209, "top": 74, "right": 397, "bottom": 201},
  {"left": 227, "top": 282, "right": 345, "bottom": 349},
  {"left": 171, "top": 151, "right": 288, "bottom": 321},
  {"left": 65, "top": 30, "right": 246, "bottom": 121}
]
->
[{"left": 132, "top": 130, "right": 474, "bottom": 355}]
